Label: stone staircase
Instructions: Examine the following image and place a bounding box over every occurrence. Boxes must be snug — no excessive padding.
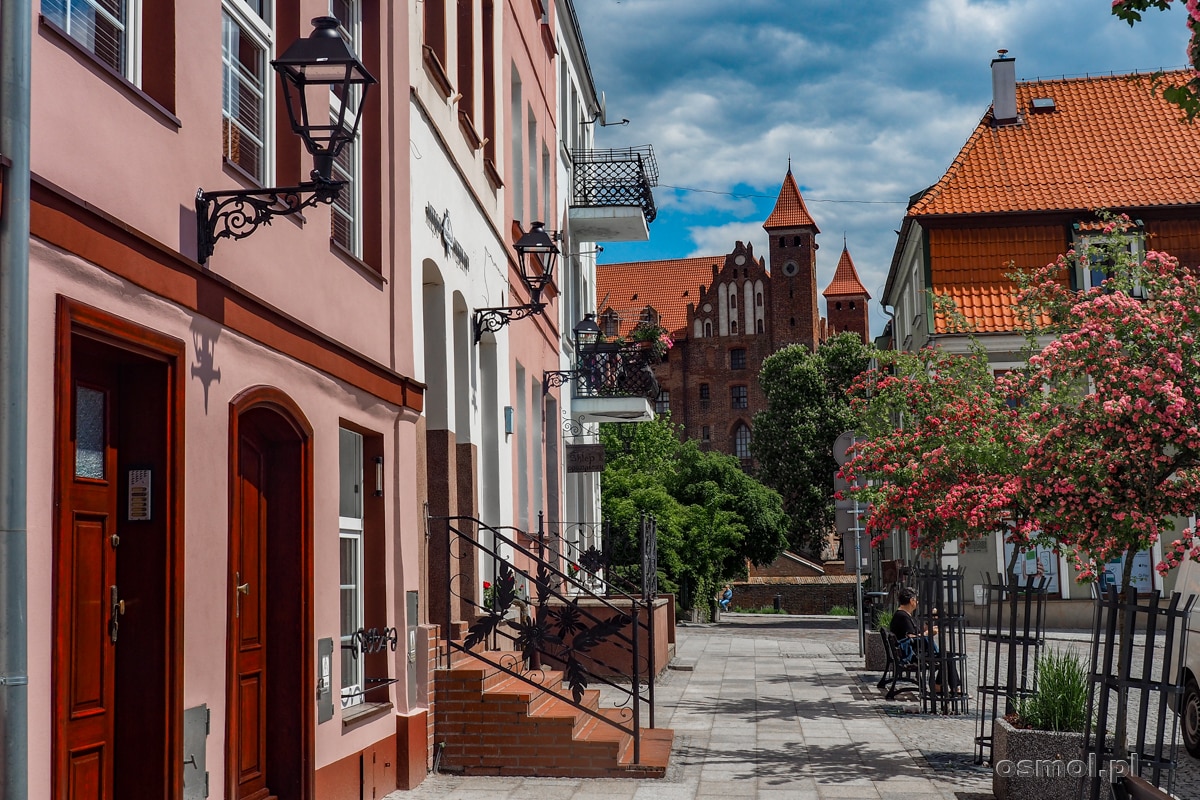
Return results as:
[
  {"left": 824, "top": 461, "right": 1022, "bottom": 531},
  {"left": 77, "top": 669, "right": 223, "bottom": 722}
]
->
[{"left": 434, "top": 649, "right": 673, "bottom": 778}]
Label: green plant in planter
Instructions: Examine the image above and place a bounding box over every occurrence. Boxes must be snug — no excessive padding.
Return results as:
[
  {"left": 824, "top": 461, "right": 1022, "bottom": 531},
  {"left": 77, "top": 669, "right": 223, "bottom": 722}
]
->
[
  {"left": 876, "top": 609, "right": 894, "bottom": 632},
  {"left": 629, "top": 322, "right": 674, "bottom": 358},
  {"left": 1013, "top": 648, "right": 1089, "bottom": 732}
]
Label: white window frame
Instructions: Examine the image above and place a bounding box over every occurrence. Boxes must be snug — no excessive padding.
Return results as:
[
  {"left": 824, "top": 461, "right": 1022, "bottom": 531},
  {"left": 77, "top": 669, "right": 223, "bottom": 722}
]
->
[
  {"left": 45, "top": 0, "right": 143, "bottom": 83},
  {"left": 339, "top": 427, "right": 366, "bottom": 709},
  {"left": 339, "top": 517, "right": 365, "bottom": 708},
  {"left": 221, "top": 0, "right": 275, "bottom": 185},
  {"left": 1077, "top": 232, "right": 1146, "bottom": 297},
  {"left": 329, "top": 0, "right": 363, "bottom": 255}
]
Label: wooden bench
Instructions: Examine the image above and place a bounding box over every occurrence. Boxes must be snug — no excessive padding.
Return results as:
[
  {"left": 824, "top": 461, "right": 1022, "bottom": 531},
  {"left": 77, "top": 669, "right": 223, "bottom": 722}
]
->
[{"left": 880, "top": 629, "right": 922, "bottom": 700}]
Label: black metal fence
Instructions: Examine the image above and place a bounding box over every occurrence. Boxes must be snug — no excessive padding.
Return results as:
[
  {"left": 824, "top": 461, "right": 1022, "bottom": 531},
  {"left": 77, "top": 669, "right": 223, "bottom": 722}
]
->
[
  {"left": 973, "top": 574, "right": 1049, "bottom": 764},
  {"left": 436, "top": 513, "right": 658, "bottom": 763},
  {"left": 570, "top": 145, "right": 659, "bottom": 223},
  {"left": 573, "top": 343, "right": 660, "bottom": 400},
  {"left": 1082, "top": 588, "right": 1194, "bottom": 800},
  {"left": 911, "top": 563, "right": 970, "bottom": 715}
]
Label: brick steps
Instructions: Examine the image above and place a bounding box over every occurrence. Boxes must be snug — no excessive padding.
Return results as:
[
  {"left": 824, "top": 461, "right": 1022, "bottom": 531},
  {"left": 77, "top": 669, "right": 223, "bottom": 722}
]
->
[{"left": 435, "top": 647, "right": 672, "bottom": 778}]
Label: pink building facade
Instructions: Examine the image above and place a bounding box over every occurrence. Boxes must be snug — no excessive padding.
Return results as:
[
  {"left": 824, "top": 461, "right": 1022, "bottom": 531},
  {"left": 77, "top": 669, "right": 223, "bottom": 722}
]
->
[{"left": 24, "top": 2, "right": 424, "bottom": 798}]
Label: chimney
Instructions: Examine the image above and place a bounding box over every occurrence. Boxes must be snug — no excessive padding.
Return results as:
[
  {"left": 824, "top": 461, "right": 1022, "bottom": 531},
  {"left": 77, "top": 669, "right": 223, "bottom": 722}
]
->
[{"left": 991, "top": 49, "right": 1017, "bottom": 125}]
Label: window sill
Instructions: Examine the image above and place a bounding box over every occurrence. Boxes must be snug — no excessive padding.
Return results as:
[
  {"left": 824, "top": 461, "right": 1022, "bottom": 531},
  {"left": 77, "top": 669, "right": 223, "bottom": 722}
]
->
[
  {"left": 484, "top": 158, "right": 504, "bottom": 190},
  {"left": 422, "top": 46, "right": 455, "bottom": 100},
  {"left": 459, "top": 110, "right": 484, "bottom": 151},
  {"left": 330, "top": 240, "right": 386, "bottom": 285},
  {"left": 341, "top": 701, "right": 392, "bottom": 729},
  {"left": 39, "top": 16, "right": 181, "bottom": 129}
]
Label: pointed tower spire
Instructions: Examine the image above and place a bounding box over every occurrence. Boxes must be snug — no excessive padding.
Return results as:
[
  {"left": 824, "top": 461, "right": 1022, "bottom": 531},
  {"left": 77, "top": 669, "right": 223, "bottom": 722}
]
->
[
  {"left": 764, "top": 169, "right": 819, "bottom": 231},
  {"left": 823, "top": 244, "right": 870, "bottom": 299}
]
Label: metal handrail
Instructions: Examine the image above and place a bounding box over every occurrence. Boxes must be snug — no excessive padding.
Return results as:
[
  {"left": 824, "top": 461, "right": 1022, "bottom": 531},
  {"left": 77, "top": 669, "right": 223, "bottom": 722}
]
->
[
  {"left": 570, "top": 145, "right": 658, "bottom": 223},
  {"left": 432, "top": 513, "right": 658, "bottom": 763}
]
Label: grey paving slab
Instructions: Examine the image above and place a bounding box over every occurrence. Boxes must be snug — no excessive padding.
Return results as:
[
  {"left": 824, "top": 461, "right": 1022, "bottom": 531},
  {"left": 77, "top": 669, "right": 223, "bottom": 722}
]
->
[{"left": 382, "top": 615, "right": 1091, "bottom": 800}]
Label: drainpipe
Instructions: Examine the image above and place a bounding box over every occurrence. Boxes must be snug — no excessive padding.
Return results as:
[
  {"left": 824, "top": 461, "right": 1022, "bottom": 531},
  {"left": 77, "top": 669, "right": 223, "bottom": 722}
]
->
[{"left": 0, "top": 0, "right": 32, "bottom": 797}]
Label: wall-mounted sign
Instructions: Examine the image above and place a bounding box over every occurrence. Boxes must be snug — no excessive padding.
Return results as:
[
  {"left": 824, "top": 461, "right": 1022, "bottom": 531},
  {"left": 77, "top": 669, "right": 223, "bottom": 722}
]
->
[
  {"left": 566, "top": 443, "right": 606, "bottom": 473},
  {"left": 424, "top": 203, "right": 470, "bottom": 270}
]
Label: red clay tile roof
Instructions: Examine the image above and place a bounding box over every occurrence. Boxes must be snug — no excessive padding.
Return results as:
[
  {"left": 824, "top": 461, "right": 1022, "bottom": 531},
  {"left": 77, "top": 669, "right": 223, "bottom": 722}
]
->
[
  {"left": 933, "top": 285, "right": 1056, "bottom": 335},
  {"left": 823, "top": 246, "right": 870, "bottom": 298},
  {"left": 910, "top": 71, "right": 1200, "bottom": 217},
  {"left": 764, "top": 169, "right": 820, "bottom": 231},
  {"left": 595, "top": 256, "right": 724, "bottom": 337}
]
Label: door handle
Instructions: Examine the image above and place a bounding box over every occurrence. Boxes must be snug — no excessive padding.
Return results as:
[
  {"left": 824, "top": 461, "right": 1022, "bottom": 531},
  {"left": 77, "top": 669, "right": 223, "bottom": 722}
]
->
[
  {"left": 109, "top": 585, "right": 125, "bottom": 643},
  {"left": 235, "top": 571, "right": 250, "bottom": 618}
]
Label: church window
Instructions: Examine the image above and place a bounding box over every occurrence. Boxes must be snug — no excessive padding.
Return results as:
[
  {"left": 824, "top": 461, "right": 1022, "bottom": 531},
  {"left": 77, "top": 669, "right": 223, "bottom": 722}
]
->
[
  {"left": 730, "top": 321, "right": 738, "bottom": 334},
  {"left": 701, "top": 426, "right": 711, "bottom": 442},
  {"left": 779, "top": 237, "right": 786, "bottom": 247},
  {"left": 836, "top": 302, "right": 842, "bottom": 311},
  {"left": 789, "top": 288, "right": 793, "bottom": 298},
  {"left": 655, "top": 390, "right": 670, "bottom": 415},
  {"left": 730, "top": 348, "right": 746, "bottom": 370},
  {"left": 790, "top": 317, "right": 795, "bottom": 326},
  {"left": 850, "top": 301, "right": 856, "bottom": 310},
  {"left": 704, "top": 321, "right": 712, "bottom": 337},
  {"left": 756, "top": 292, "right": 763, "bottom": 307},
  {"left": 730, "top": 293, "right": 737, "bottom": 308},
  {"left": 734, "top": 424, "right": 751, "bottom": 459},
  {"left": 756, "top": 319, "right": 764, "bottom": 334},
  {"left": 699, "top": 383, "right": 710, "bottom": 401}
]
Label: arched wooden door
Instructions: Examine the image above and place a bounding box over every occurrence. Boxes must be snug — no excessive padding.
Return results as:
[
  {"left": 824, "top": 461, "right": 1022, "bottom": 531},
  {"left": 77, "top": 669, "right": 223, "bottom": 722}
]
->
[{"left": 226, "top": 389, "right": 313, "bottom": 800}]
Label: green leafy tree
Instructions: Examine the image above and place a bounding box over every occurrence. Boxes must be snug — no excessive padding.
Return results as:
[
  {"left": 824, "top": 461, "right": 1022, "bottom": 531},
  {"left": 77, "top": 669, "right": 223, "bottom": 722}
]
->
[
  {"left": 752, "top": 333, "right": 872, "bottom": 556},
  {"left": 1113, "top": 1, "right": 1200, "bottom": 119},
  {"left": 599, "top": 415, "right": 789, "bottom": 610}
]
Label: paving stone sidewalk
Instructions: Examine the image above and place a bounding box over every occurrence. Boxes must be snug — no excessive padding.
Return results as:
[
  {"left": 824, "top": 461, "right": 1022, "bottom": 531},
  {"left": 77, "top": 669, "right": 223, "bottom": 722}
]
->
[{"left": 385, "top": 616, "right": 999, "bottom": 799}]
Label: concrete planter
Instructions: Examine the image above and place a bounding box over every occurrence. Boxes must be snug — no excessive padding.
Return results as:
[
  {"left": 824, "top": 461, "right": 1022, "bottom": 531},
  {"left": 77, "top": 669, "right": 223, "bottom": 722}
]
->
[
  {"left": 992, "top": 717, "right": 1093, "bottom": 800},
  {"left": 865, "top": 629, "right": 887, "bottom": 671}
]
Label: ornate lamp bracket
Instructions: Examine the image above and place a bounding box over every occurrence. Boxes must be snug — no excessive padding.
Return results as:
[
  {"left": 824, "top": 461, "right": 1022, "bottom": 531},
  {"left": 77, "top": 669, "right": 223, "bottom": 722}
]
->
[
  {"left": 195, "top": 178, "right": 345, "bottom": 264},
  {"left": 473, "top": 301, "right": 547, "bottom": 344}
]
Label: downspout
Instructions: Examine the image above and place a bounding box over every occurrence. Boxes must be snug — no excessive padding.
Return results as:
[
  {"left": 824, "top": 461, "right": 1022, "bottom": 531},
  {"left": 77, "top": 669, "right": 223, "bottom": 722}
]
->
[{"left": 0, "top": 0, "right": 32, "bottom": 797}]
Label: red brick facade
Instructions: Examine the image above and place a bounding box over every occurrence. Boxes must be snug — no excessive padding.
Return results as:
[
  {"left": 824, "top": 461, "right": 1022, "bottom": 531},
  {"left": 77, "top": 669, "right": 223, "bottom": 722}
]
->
[{"left": 598, "top": 169, "right": 869, "bottom": 463}]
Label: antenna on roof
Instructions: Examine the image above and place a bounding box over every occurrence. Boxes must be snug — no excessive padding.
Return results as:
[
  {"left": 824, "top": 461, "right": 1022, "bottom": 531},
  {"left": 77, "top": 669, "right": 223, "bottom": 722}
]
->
[{"left": 596, "top": 291, "right": 611, "bottom": 313}]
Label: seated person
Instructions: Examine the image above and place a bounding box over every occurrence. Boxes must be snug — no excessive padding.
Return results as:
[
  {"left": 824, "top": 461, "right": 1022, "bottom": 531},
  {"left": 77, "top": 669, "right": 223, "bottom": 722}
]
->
[
  {"left": 889, "top": 587, "right": 961, "bottom": 695},
  {"left": 719, "top": 585, "right": 732, "bottom": 611}
]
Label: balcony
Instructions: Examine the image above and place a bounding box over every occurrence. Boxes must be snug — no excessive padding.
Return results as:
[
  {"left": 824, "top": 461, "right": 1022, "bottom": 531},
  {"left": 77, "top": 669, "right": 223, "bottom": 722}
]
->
[
  {"left": 569, "top": 342, "right": 658, "bottom": 423},
  {"left": 569, "top": 145, "right": 659, "bottom": 243}
]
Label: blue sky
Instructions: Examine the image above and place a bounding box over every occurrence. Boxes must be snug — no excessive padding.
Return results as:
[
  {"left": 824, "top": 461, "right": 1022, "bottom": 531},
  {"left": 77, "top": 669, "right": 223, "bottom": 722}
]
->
[{"left": 572, "top": 0, "right": 1190, "bottom": 337}]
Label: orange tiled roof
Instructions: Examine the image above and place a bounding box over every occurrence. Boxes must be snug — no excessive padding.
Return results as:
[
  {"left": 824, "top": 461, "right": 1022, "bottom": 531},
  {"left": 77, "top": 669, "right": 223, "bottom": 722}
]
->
[
  {"left": 764, "top": 169, "right": 820, "bottom": 231},
  {"left": 595, "top": 256, "right": 724, "bottom": 337},
  {"left": 823, "top": 246, "right": 870, "bottom": 298},
  {"left": 910, "top": 71, "right": 1200, "bottom": 217},
  {"left": 933, "top": 285, "right": 1057, "bottom": 334}
]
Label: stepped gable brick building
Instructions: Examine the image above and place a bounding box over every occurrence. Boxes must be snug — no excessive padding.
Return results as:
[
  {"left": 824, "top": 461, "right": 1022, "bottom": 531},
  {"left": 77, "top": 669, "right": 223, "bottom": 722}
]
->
[{"left": 596, "top": 167, "right": 870, "bottom": 463}]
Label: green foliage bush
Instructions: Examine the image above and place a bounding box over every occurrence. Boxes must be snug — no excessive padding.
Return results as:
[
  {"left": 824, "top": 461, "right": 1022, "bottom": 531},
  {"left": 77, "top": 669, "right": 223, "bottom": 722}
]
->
[
  {"left": 1013, "top": 648, "right": 1089, "bottom": 733},
  {"left": 827, "top": 605, "right": 856, "bottom": 617},
  {"left": 876, "top": 609, "right": 894, "bottom": 632}
]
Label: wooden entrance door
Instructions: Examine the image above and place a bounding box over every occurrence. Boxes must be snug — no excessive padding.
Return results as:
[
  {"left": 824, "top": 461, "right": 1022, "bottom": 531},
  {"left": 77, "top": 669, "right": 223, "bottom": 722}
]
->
[
  {"left": 226, "top": 392, "right": 313, "bottom": 800},
  {"left": 231, "top": 430, "right": 271, "bottom": 800},
  {"left": 53, "top": 310, "right": 183, "bottom": 800},
  {"left": 56, "top": 352, "right": 120, "bottom": 800}
]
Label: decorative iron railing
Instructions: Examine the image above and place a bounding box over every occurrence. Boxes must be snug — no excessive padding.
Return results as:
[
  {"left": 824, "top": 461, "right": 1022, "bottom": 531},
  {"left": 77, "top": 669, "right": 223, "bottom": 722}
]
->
[
  {"left": 1082, "top": 588, "right": 1194, "bottom": 800},
  {"left": 572, "top": 342, "right": 660, "bottom": 400},
  {"left": 974, "top": 575, "right": 1049, "bottom": 764},
  {"left": 435, "top": 512, "right": 659, "bottom": 764},
  {"left": 571, "top": 145, "right": 659, "bottom": 224}
]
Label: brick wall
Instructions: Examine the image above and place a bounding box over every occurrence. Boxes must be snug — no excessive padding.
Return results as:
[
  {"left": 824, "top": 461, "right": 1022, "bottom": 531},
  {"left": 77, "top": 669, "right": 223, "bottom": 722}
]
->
[{"left": 730, "top": 582, "right": 857, "bottom": 614}]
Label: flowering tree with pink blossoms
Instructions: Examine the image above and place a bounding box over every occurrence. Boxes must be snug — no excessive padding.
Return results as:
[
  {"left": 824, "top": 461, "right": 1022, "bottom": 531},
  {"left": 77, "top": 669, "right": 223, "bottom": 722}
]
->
[
  {"left": 841, "top": 341, "right": 1045, "bottom": 571},
  {"left": 845, "top": 215, "right": 1200, "bottom": 595},
  {"left": 1112, "top": 1, "right": 1200, "bottom": 119},
  {"left": 1009, "top": 216, "right": 1200, "bottom": 593}
]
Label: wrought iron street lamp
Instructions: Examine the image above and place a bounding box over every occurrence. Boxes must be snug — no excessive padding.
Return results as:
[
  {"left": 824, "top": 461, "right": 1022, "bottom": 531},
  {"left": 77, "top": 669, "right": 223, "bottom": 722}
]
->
[
  {"left": 543, "top": 314, "right": 602, "bottom": 395},
  {"left": 196, "top": 16, "right": 377, "bottom": 264},
  {"left": 474, "top": 222, "right": 560, "bottom": 343}
]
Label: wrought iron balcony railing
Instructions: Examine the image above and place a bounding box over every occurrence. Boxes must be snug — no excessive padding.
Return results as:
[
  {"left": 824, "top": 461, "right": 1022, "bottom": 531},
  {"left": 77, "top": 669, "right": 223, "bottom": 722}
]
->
[
  {"left": 570, "top": 342, "right": 661, "bottom": 400},
  {"left": 571, "top": 145, "right": 659, "bottom": 224}
]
